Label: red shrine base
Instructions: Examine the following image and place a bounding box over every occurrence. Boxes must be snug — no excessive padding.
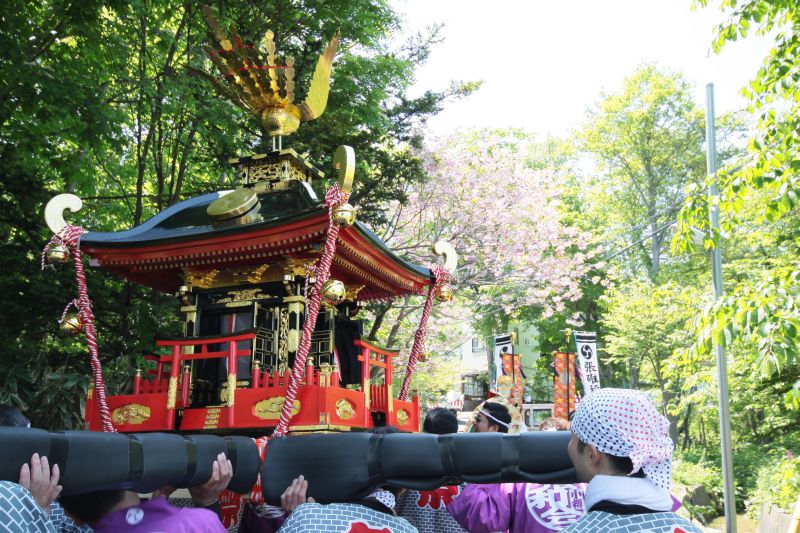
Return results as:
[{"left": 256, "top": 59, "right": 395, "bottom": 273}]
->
[
  {"left": 87, "top": 384, "right": 420, "bottom": 434},
  {"left": 84, "top": 334, "right": 420, "bottom": 434}
]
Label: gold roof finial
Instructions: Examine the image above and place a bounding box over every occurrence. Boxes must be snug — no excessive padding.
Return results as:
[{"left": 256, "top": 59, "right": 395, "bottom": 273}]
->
[{"left": 201, "top": 5, "right": 340, "bottom": 137}]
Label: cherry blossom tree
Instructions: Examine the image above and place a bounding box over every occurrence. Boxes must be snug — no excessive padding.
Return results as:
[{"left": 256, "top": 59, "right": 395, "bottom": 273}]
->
[{"left": 382, "top": 130, "right": 595, "bottom": 319}]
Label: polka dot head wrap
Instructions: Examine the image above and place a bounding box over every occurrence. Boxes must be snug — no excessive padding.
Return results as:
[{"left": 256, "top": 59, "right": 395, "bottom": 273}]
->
[{"left": 571, "top": 388, "right": 674, "bottom": 490}]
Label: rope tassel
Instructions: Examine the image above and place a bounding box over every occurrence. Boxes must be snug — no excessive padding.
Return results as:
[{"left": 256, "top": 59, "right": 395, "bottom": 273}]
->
[
  {"left": 273, "top": 184, "right": 350, "bottom": 437},
  {"left": 398, "top": 264, "right": 451, "bottom": 401},
  {"left": 43, "top": 225, "right": 116, "bottom": 433}
]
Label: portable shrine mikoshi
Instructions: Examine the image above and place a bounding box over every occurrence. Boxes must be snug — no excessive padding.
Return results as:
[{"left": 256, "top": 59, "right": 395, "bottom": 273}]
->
[
  {"left": 40, "top": 7, "right": 456, "bottom": 439},
  {"left": 44, "top": 147, "right": 457, "bottom": 436}
]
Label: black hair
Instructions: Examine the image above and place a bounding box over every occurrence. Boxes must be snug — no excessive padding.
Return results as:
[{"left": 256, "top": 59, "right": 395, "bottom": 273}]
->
[
  {"left": 60, "top": 490, "right": 127, "bottom": 524},
  {"left": 575, "top": 439, "right": 646, "bottom": 478},
  {"left": 423, "top": 408, "right": 458, "bottom": 435},
  {"left": 482, "top": 402, "right": 511, "bottom": 434},
  {"left": 358, "top": 495, "right": 396, "bottom": 516},
  {"left": 0, "top": 404, "right": 30, "bottom": 427}
]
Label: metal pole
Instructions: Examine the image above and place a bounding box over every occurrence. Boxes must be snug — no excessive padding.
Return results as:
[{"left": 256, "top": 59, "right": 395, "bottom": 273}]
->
[{"left": 706, "top": 83, "right": 737, "bottom": 533}]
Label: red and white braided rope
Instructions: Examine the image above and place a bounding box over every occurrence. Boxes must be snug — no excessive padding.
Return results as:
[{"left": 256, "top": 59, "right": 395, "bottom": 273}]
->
[
  {"left": 43, "top": 225, "right": 116, "bottom": 433},
  {"left": 244, "top": 435, "right": 270, "bottom": 504},
  {"left": 398, "top": 264, "right": 450, "bottom": 401},
  {"left": 273, "top": 185, "right": 349, "bottom": 437}
]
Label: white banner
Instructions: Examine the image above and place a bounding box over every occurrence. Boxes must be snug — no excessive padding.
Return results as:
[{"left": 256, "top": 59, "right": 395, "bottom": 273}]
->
[
  {"left": 492, "top": 333, "right": 513, "bottom": 389},
  {"left": 574, "top": 331, "right": 601, "bottom": 394}
]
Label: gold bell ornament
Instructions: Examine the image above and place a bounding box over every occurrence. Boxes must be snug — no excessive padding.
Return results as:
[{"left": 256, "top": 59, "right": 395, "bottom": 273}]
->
[
  {"left": 322, "top": 279, "right": 346, "bottom": 306},
  {"left": 435, "top": 284, "right": 454, "bottom": 302},
  {"left": 60, "top": 313, "right": 83, "bottom": 335},
  {"left": 45, "top": 244, "right": 70, "bottom": 265},
  {"left": 333, "top": 203, "right": 357, "bottom": 227}
]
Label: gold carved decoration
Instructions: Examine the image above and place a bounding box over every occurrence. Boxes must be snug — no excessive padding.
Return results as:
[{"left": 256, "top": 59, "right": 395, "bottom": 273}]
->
[
  {"left": 319, "top": 363, "right": 332, "bottom": 387},
  {"left": 396, "top": 409, "right": 410, "bottom": 426},
  {"left": 345, "top": 284, "right": 365, "bottom": 301},
  {"left": 166, "top": 376, "right": 178, "bottom": 409},
  {"left": 253, "top": 396, "right": 300, "bottom": 420},
  {"left": 184, "top": 269, "right": 220, "bottom": 289},
  {"left": 233, "top": 264, "right": 270, "bottom": 284},
  {"left": 112, "top": 404, "right": 151, "bottom": 425},
  {"left": 214, "top": 288, "right": 269, "bottom": 304},
  {"left": 287, "top": 329, "right": 300, "bottom": 353},
  {"left": 204, "top": 408, "right": 221, "bottom": 430},
  {"left": 221, "top": 373, "right": 237, "bottom": 407},
  {"left": 278, "top": 308, "right": 289, "bottom": 362},
  {"left": 285, "top": 258, "right": 318, "bottom": 277},
  {"left": 249, "top": 160, "right": 307, "bottom": 187},
  {"left": 335, "top": 399, "right": 356, "bottom": 420}
]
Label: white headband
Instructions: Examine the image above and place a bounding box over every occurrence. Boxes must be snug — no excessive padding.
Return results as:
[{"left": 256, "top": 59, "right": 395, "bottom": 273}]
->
[{"left": 479, "top": 409, "right": 510, "bottom": 428}]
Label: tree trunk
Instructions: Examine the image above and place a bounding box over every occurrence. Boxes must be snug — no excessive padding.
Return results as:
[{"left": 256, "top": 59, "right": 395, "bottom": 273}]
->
[
  {"left": 385, "top": 296, "right": 413, "bottom": 349},
  {"left": 367, "top": 303, "right": 391, "bottom": 341}
]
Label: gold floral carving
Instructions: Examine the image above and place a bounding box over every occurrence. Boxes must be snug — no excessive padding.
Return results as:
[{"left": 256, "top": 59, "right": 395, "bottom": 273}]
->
[
  {"left": 214, "top": 288, "right": 268, "bottom": 304},
  {"left": 230, "top": 264, "right": 270, "bottom": 284},
  {"left": 112, "top": 404, "right": 151, "bottom": 425},
  {"left": 396, "top": 409, "right": 410, "bottom": 426},
  {"left": 204, "top": 408, "right": 221, "bottom": 429},
  {"left": 166, "top": 376, "right": 178, "bottom": 409},
  {"left": 278, "top": 308, "right": 289, "bottom": 362},
  {"left": 253, "top": 396, "right": 300, "bottom": 420},
  {"left": 335, "top": 399, "right": 356, "bottom": 420},
  {"left": 287, "top": 329, "right": 299, "bottom": 353},
  {"left": 284, "top": 258, "right": 318, "bottom": 277},
  {"left": 345, "top": 284, "right": 365, "bottom": 301},
  {"left": 226, "top": 373, "right": 237, "bottom": 407},
  {"left": 184, "top": 269, "right": 220, "bottom": 289},
  {"left": 247, "top": 160, "right": 308, "bottom": 186}
]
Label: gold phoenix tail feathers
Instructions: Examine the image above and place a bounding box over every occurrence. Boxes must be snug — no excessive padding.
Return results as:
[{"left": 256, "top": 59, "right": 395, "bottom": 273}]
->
[{"left": 201, "top": 5, "right": 340, "bottom": 136}]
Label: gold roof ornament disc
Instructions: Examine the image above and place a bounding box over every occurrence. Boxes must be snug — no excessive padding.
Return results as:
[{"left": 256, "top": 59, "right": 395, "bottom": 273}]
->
[{"left": 207, "top": 188, "right": 259, "bottom": 221}]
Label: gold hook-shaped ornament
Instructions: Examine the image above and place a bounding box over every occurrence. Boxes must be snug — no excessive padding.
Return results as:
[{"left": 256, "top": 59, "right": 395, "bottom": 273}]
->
[
  {"left": 45, "top": 194, "right": 83, "bottom": 235},
  {"left": 432, "top": 240, "right": 458, "bottom": 273},
  {"left": 333, "top": 145, "right": 355, "bottom": 194}
]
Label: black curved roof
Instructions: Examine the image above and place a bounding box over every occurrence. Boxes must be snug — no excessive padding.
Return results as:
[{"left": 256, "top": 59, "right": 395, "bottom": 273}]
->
[{"left": 81, "top": 182, "right": 430, "bottom": 280}]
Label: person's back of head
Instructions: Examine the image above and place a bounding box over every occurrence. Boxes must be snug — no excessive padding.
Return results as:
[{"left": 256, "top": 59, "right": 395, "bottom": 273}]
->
[
  {"left": 423, "top": 408, "right": 458, "bottom": 435},
  {"left": 481, "top": 402, "right": 511, "bottom": 433},
  {"left": 0, "top": 404, "right": 30, "bottom": 427},
  {"left": 59, "top": 489, "right": 127, "bottom": 525},
  {"left": 569, "top": 388, "right": 673, "bottom": 489}
]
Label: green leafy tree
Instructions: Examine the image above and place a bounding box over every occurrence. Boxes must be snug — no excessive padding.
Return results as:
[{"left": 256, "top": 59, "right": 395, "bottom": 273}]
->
[
  {"left": 676, "top": 0, "right": 800, "bottom": 408},
  {"left": 0, "top": 0, "right": 471, "bottom": 429},
  {"left": 581, "top": 64, "right": 724, "bottom": 282}
]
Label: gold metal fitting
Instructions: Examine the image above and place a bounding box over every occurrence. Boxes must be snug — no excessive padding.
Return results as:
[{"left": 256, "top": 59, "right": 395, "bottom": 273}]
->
[
  {"left": 46, "top": 244, "right": 70, "bottom": 265},
  {"left": 59, "top": 313, "right": 83, "bottom": 335},
  {"left": 333, "top": 203, "right": 356, "bottom": 227},
  {"left": 322, "top": 279, "right": 346, "bottom": 306}
]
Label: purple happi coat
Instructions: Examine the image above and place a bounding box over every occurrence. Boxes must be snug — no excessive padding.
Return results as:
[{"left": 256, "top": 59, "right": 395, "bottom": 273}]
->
[
  {"left": 92, "top": 496, "right": 227, "bottom": 533},
  {"left": 447, "top": 483, "right": 586, "bottom": 533}
]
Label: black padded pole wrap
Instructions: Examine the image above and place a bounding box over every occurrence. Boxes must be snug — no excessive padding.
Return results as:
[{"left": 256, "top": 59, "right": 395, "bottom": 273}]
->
[
  {"left": 261, "top": 431, "right": 577, "bottom": 505},
  {"left": 0, "top": 427, "right": 259, "bottom": 495}
]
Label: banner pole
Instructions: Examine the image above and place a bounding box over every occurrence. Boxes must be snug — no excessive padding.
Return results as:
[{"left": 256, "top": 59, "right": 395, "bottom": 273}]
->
[{"left": 706, "top": 82, "right": 737, "bottom": 533}]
